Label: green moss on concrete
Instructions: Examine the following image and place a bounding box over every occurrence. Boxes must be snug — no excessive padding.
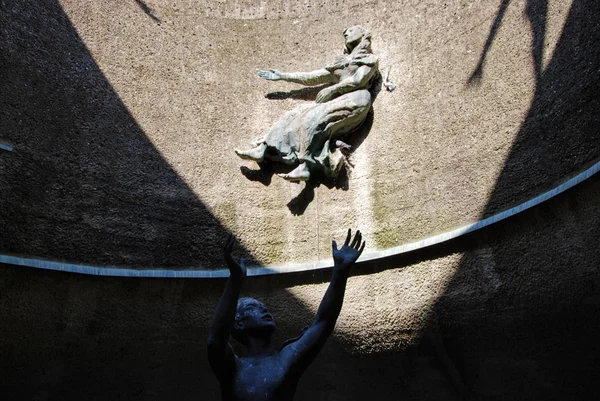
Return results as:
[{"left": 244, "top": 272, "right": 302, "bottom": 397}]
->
[
  {"left": 374, "top": 227, "right": 400, "bottom": 249},
  {"left": 264, "top": 240, "right": 285, "bottom": 264},
  {"left": 372, "top": 180, "right": 397, "bottom": 249}
]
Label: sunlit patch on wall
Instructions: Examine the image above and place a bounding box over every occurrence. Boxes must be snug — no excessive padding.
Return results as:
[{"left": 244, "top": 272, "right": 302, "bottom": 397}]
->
[
  {"left": 541, "top": 0, "right": 574, "bottom": 73},
  {"left": 285, "top": 254, "right": 463, "bottom": 353}
]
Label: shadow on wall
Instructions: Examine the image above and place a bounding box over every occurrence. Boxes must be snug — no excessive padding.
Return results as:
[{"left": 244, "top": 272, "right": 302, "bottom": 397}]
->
[
  {"left": 134, "top": 0, "right": 162, "bottom": 25},
  {"left": 0, "top": 0, "right": 245, "bottom": 268},
  {"left": 402, "top": 0, "right": 600, "bottom": 399},
  {"left": 469, "top": 0, "right": 549, "bottom": 86},
  {"left": 474, "top": 0, "right": 600, "bottom": 216}
]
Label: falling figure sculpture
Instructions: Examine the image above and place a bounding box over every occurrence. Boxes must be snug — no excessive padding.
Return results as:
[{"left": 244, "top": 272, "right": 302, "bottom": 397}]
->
[
  {"left": 235, "top": 26, "right": 379, "bottom": 181},
  {"left": 208, "top": 229, "right": 365, "bottom": 401}
]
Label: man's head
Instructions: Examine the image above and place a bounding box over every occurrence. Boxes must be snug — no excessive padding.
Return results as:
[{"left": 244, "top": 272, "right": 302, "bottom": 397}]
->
[{"left": 232, "top": 297, "right": 276, "bottom": 345}]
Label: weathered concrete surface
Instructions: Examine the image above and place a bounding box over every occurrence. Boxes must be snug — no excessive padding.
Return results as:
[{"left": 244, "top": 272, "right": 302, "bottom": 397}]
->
[
  {"left": 1, "top": 0, "right": 598, "bottom": 268},
  {"left": 0, "top": 174, "right": 598, "bottom": 400},
  {"left": 1, "top": 1, "right": 599, "bottom": 399}
]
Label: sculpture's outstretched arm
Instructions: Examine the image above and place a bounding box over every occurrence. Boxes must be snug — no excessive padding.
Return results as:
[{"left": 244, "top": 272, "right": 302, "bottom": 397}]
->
[
  {"left": 259, "top": 68, "right": 337, "bottom": 86},
  {"left": 207, "top": 234, "right": 246, "bottom": 382},
  {"left": 280, "top": 229, "right": 365, "bottom": 374},
  {"left": 316, "top": 65, "right": 377, "bottom": 103}
]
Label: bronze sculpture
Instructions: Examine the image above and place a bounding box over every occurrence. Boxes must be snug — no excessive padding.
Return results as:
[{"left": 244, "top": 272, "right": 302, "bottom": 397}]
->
[
  {"left": 208, "top": 229, "right": 365, "bottom": 400},
  {"left": 236, "top": 26, "right": 379, "bottom": 182}
]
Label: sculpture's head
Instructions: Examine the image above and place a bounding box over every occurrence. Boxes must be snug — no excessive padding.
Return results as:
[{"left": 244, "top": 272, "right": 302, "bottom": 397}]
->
[
  {"left": 325, "top": 25, "right": 377, "bottom": 73},
  {"left": 232, "top": 297, "right": 276, "bottom": 344},
  {"left": 343, "top": 25, "right": 372, "bottom": 54}
]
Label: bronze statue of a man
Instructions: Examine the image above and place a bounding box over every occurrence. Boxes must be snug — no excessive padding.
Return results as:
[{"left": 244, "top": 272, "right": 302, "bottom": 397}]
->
[{"left": 208, "top": 230, "right": 365, "bottom": 401}]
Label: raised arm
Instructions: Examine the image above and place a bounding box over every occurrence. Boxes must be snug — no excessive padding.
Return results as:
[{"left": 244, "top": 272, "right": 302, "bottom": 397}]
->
[
  {"left": 207, "top": 234, "right": 246, "bottom": 382},
  {"left": 259, "top": 68, "right": 337, "bottom": 86},
  {"left": 280, "top": 229, "right": 365, "bottom": 373},
  {"left": 315, "top": 65, "right": 377, "bottom": 103}
]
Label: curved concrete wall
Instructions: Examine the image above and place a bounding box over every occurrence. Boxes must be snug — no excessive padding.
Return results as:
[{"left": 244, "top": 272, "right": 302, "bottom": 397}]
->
[
  {"left": 1, "top": 177, "right": 599, "bottom": 400},
  {"left": 1, "top": 0, "right": 599, "bottom": 400},
  {"left": 2, "top": 0, "right": 598, "bottom": 269}
]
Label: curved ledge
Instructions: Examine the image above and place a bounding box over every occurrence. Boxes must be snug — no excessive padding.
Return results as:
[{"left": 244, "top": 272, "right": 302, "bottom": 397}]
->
[{"left": 2, "top": 160, "right": 599, "bottom": 278}]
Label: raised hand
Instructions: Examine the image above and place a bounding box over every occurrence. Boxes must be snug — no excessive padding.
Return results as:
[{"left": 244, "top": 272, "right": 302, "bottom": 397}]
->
[
  {"left": 224, "top": 233, "right": 246, "bottom": 278},
  {"left": 258, "top": 69, "right": 283, "bottom": 81},
  {"left": 332, "top": 229, "right": 365, "bottom": 268}
]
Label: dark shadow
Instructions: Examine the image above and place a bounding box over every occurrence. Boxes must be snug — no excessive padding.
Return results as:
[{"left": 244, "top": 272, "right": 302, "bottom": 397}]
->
[
  {"left": 407, "top": 0, "right": 600, "bottom": 399},
  {"left": 405, "top": 174, "right": 600, "bottom": 400},
  {"left": 134, "top": 0, "right": 162, "bottom": 25},
  {"left": 240, "top": 165, "right": 274, "bottom": 186},
  {"left": 285, "top": 161, "right": 354, "bottom": 215},
  {"left": 266, "top": 84, "right": 330, "bottom": 100},
  {"left": 0, "top": 0, "right": 256, "bottom": 269},
  {"left": 467, "top": 0, "right": 511, "bottom": 86},
  {"left": 286, "top": 183, "right": 315, "bottom": 215},
  {"left": 526, "top": 0, "right": 548, "bottom": 82},
  {"left": 468, "top": 0, "right": 549, "bottom": 86},
  {"left": 475, "top": 0, "right": 599, "bottom": 216}
]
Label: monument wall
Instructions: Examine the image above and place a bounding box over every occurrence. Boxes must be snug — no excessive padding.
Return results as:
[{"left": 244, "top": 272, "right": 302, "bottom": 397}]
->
[{"left": 1, "top": 0, "right": 599, "bottom": 399}]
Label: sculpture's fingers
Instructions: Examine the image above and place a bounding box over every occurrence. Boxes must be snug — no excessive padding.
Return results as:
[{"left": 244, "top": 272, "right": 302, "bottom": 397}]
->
[
  {"left": 351, "top": 230, "right": 361, "bottom": 249},
  {"left": 332, "top": 240, "right": 338, "bottom": 253},
  {"left": 358, "top": 241, "right": 366, "bottom": 256},
  {"left": 344, "top": 229, "right": 351, "bottom": 247}
]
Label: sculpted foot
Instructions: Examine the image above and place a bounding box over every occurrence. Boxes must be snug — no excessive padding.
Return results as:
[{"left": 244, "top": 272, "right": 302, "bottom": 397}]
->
[
  {"left": 250, "top": 136, "right": 266, "bottom": 147},
  {"left": 235, "top": 143, "right": 267, "bottom": 162},
  {"left": 278, "top": 162, "right": 310, "bottom": 181}
]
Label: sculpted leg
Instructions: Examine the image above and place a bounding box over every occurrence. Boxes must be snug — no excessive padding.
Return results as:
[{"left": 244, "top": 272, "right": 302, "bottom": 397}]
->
[
  {"left": 235, "top": 143, "right": 267, "bottom": 162},
  {"left": 278, "top": 162, "right": 310, "bottom": 181},
  {"left": 316, "top": 142, "right": 345, "bottom": 178}
]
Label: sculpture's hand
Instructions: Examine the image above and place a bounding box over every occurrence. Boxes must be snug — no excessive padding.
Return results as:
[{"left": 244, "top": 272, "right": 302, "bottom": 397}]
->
[
  {"left": 332, "top": 229, "right": 365, "bottom": 268},
  {"left": 316, "top": 87, "right": 335, "bottom": 103},
  {"left": 334, "top": 55, "right": 349, "bottom": 67},
  {"left": 224, "top": 233, "right": 246, "bottom": 278},
  {"left": 258, "top": 69, "right": 283, "bottom": 81}
]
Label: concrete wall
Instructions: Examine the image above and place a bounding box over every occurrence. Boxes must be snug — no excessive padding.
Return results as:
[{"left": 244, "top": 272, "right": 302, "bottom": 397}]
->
[
  {"left": 2, "top": 0, "right": 598, "bottom": 268},
  {"left": 1, "top": 176, "right": 598, "bottom": 400},
  {"left": 1, "top": 0, "right": 599, "bottom": 399}
]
